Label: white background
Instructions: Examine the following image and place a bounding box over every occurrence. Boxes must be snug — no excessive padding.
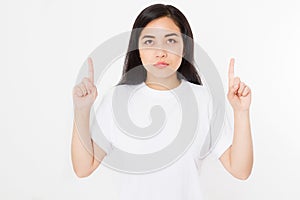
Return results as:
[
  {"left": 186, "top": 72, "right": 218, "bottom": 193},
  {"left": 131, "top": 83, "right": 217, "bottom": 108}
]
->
[{"left": 1, "top": 0, "right": 300, "bottom": 199}]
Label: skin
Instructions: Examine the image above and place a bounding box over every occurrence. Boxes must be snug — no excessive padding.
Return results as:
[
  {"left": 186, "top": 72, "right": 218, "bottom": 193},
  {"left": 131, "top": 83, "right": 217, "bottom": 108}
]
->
[
  {"left": 71, "top": 58, "right": 104, "bottom": 178},
  {"left": 138, "top": 17, "right": 184, "bottom": 90},
  {"left": 220, "top": 58, "right": 253, "bottom": 180},
  {"left": 71, "top": 16, "right": 253, "bottom": 180}
]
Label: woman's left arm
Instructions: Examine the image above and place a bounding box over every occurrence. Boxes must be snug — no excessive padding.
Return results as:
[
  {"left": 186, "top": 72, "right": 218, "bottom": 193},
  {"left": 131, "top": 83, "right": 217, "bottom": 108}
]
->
[{"left": 219, "top": 58, "right": 253, "bottom": 180}]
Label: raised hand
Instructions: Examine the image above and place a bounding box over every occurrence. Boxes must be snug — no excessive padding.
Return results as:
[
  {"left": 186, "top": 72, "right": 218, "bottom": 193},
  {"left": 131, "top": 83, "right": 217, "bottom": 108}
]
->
[
  {"left": 227, "top": 58, "right": 251, "bottom": 112},
  {"left": 72, "top": 57, "right": 98, "bottom": 111}
]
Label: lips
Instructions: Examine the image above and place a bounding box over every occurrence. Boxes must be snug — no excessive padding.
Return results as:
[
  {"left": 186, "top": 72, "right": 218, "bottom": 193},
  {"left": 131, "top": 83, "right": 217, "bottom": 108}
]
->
[{"left": 154, "top": 61, "right": 169, "bottom": 69}]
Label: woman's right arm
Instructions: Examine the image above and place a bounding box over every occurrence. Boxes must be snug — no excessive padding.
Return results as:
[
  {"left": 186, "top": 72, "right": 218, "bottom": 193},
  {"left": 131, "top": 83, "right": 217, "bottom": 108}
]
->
[{"left": 71, "top": 58, "right": 106, "bottom": 178}]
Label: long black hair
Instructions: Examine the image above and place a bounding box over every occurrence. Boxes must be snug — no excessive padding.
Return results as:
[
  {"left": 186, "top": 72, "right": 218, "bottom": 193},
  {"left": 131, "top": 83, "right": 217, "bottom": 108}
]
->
[{"left": 117, "top": 4, "right": 202, "bottom": 86}]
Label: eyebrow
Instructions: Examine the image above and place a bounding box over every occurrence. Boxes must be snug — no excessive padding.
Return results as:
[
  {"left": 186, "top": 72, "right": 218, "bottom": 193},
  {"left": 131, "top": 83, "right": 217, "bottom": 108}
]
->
[
  {"left": 141, "top": 35, "right": 155, "bottom": 39},
  {"left": 141, "top": 33, "right": 179, "bottom": 39},
  {"left": 165, "top": 33, "right": 179, "bottom": 37}
]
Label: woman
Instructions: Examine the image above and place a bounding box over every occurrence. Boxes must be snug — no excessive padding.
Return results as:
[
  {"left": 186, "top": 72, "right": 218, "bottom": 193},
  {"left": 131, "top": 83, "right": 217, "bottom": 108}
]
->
[{"left": 71, "top": 3, "right": 253, "bottom": 200}]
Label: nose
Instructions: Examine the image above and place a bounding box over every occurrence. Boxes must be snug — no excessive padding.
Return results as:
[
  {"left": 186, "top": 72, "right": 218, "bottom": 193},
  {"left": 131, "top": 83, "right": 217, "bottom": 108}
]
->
[{"left": 155, "top": 48, "right": 167, "bottom": 58}]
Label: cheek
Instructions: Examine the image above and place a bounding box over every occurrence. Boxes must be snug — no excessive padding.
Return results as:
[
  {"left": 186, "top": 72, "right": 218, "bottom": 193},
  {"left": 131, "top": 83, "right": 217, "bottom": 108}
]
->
[
  {"left": 139, "top": 49, "right": 153, "bottom": 65},
  {"left": 170, "top": 54, "right": 183, "bottom": 70}
]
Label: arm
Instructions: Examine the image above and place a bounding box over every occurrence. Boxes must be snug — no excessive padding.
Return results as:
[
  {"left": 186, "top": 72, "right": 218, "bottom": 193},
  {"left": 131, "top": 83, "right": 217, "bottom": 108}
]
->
[
  {"left": 219, "top": 58, "right": 253, "bottom": 180},
  {"left": 220, "top": 110, "right": 253, "bottom": 180},
  {"left": 71, "top": 57, "right": 106, "bottom": 178},
  {"left": 71, "top": 109, "right": 106, "bottom": 178}
]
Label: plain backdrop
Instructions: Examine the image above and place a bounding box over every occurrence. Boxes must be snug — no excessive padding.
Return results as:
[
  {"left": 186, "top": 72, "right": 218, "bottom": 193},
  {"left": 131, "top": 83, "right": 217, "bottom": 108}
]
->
[{"left": 1, "top": 0, "right": 300, "bottom": 199}]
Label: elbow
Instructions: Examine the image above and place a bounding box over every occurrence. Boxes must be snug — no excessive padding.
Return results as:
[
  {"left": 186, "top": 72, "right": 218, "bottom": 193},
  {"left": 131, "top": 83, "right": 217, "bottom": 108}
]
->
[
  {"left": 235, "top": 174, "right": 250, "bottom": 181},
  {"left": 73, "top": 167, "right": 92, "bottom": 178},
  {"left": 232, "top": 169, "right": 252, "bottom": 180},
  {"left": 230, "top": 159, "right": 254, "bottom": 181},
  {"left": 75, "top": 172, "right": 90, "bottom": 178}
]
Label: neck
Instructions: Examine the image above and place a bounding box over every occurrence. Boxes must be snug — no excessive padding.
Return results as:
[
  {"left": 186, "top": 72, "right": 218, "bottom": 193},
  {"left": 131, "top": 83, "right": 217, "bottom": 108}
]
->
[{"left": 145, "top": 73, "right": 181, "bottom": 91}]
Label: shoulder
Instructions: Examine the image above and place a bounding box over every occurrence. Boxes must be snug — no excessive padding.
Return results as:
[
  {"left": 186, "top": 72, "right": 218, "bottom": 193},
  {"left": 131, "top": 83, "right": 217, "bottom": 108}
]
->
[
  {"left": 185, "top": 80, "right": 211, "bottom": 103},
  {"left": 101, "top": 83, "right": 134, "bottom": 98},
  {"left": 99, "top": 83, "right": 141, "bottom": 106}
]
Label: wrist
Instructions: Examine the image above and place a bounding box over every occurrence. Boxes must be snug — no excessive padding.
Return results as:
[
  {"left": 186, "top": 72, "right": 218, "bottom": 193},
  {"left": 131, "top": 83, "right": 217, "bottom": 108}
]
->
[
  {"left": 74, "top": 108, "right": 91, "bottom": 118},
  {"left": 233, "top": 109, "right": 250, "bottom": 117}
]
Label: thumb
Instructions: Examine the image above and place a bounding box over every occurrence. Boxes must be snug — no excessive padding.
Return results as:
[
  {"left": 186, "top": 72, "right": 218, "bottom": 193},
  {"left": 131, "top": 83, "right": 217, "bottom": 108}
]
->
[
  {"left": 227, "top": 84, "right": 238, "bottom": 99},
  {"left": 92, "top": 86, "right": 98, "bottom": 98}
]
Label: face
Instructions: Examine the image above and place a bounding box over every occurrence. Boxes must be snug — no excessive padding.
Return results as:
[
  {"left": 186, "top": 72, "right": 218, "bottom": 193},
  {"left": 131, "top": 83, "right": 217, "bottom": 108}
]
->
[{"left": 138, "top": 17, "right": 184, "bottom": 79}]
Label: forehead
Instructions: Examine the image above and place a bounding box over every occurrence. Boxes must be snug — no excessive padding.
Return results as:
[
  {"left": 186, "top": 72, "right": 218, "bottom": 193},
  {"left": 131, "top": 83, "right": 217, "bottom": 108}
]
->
[{"left": 140, "top": 17, "right": 181, "bottom": 37}]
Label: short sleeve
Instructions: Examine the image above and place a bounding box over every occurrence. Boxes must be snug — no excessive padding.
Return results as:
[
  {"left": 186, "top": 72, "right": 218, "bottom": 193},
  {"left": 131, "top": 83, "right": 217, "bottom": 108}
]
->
[
  {"left": 207, "top": 98, "right": 234, "bottom": 160},
  {"left": 90, "top": 90, "right": 114, "bottom": 155}
]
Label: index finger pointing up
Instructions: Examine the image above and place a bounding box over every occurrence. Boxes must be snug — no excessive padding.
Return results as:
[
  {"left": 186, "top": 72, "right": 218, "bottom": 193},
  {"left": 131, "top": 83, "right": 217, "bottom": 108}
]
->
[
  {"left": 88, "top": 57, "right": 94, "bottom": 83},
  {"left": 228, "top": 58, "right": 235, "bottom": 87}
]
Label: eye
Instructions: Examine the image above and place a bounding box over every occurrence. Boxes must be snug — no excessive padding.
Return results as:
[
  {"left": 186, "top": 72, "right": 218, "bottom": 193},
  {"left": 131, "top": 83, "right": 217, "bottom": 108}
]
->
[
  {"left": 167, "top": 38, "right": 177, "bottom": 44},
  {"left": 143, "top": 40, "right": 154, "bottom": 45}
]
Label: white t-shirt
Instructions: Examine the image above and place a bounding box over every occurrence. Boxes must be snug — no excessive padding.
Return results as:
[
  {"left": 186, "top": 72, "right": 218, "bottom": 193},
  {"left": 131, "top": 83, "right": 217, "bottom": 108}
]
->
[{"left": 91, "top": 79, "right": 234, "bottom": 200}]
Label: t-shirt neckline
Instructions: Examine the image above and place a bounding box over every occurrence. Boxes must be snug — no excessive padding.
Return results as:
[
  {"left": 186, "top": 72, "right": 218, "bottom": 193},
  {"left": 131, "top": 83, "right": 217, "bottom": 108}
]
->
[{"left": 139, "top": 79, "right": 187, "bottom": 98}]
